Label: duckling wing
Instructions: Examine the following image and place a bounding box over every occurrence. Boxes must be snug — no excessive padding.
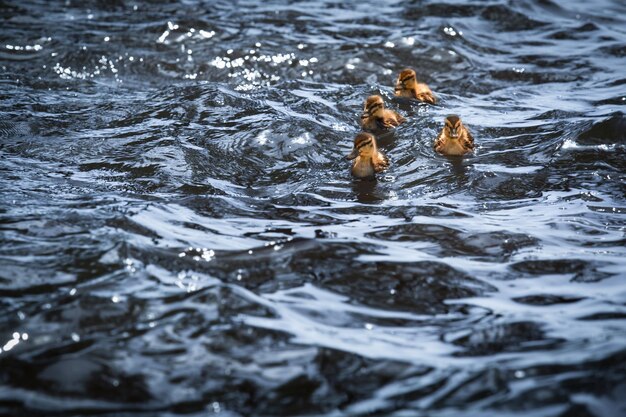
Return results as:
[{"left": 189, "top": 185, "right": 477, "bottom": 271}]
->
[
  {"left": 416, "top": 92, "right": 436, "bottom": 105},
  {"left": 374, "top": 151, "right": 389, "bottom": 173},
  {"left": 375, "top": 117, "right": 395, "bottom": 130},
  {"left": 462, "top": 130, "right": 475, "bottom": 151},
  {"left": 433, "top": 132, "right": 445, "bottom": 152},
  {"left": 396, "top": 111, "right": 406, "bottom": 124},
  {"left": 380, "top": 111, "right": 404, "bottom": 128}
]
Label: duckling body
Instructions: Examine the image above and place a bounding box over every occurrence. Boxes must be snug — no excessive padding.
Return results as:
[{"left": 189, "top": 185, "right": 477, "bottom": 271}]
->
[
  {"left": 360, "top": 95, "right": 405, "bottom": 133},
  {"left": 434, "top": 115, "right": 474, "bottom": 156},
  {"left": 394, "top": 69, "right": 436, "bottom": 104},
  {"left": 346, "top": 132, "right": 389, "bottom": 178}
]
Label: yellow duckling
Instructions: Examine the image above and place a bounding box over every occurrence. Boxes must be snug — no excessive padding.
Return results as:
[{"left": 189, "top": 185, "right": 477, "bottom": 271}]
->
[
  {"left": 360, "top": 95, "right": 405, "bottom": 133},
  {"left": 434, "top": 115, "right": 475, "bottom": 156},
  {"left": 394, "top": 69, "right": 436, "bottom": 104},
  {"left": 346, "top": 132, "right": 389, "bottom": 178}
]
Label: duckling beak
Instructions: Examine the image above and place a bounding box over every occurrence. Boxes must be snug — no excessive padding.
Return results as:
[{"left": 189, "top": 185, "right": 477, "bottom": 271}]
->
[
  {"left": 450, "top": 128, "right": 458, "bottom": 138},
  {"left": 346, "top": 148, "right": 359, "bottom": 160}
]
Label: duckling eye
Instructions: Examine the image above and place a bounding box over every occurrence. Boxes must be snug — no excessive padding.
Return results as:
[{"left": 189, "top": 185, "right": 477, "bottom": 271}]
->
[{"left": 357, "top": 139, "right": 372, "bottom": 149}]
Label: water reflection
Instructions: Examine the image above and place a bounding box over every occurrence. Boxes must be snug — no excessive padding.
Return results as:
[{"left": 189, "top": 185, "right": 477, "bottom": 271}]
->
[
  {"left": 445, "top": 155, "right": 470, "bottom": 183},
  {"left": 351, "top": 177, "right": 384, "bottom": 204}
]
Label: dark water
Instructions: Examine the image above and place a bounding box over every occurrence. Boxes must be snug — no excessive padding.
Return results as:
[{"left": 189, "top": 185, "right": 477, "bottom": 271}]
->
[{"left": 1, "top": 0, "right": 625, "bottom": 415}]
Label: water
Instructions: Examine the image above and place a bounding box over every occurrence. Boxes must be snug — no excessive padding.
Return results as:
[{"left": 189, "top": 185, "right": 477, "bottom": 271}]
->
[{"left": 1, "top": 0, "right": 625, "bottom": 416}]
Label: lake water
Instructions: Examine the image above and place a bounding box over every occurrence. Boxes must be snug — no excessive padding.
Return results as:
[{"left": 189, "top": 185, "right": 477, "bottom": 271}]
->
[{"left": 1, "top": 0, "right": 625, "bottom": 416}]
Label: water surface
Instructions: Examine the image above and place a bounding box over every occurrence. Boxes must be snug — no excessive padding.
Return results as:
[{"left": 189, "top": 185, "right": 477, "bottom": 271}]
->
[{"left": 1, "top": 0, "right": 625, "bottom": 416}]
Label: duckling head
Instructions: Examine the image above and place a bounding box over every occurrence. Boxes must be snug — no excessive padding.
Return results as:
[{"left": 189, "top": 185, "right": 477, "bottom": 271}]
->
[
  {"left": 398, "top": 68, "right": 417, "bottom": 88},
  {"left": 445, "top": 115, "right": 463, "bottom": 139},
  {"left": 364, "top": 95, "right": 385, "bottom": 117},
  {"left": 346, "top": 132, "right": 376, "bottom": 160}
]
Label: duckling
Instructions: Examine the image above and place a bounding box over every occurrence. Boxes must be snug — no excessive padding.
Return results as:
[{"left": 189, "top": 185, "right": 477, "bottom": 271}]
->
[
  {"left": 346, "top": 132, "right": 389, "bottom": 178},
  {"left": 360, "top": 95, "right": 405, "bottom": 132},
  {"left": 434, "top": 115, "right": 474, "bottom": 156},
  {"left": 394, "top": 69, "right": 436, "bottom": 104}
]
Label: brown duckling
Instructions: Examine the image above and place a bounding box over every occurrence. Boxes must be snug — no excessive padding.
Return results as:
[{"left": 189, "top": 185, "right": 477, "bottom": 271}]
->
[
  {"left": 394, "top": 69, "right": 436, "bottom": 104},
  {"left": 346, "top": 132, "right": 389, "bottom": 178},
  {"left": 360, "top": 95, "right": 405, "bottom": 132},
  {"left": 434, "top": 115, "right": 474, "bottom": 156}
]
